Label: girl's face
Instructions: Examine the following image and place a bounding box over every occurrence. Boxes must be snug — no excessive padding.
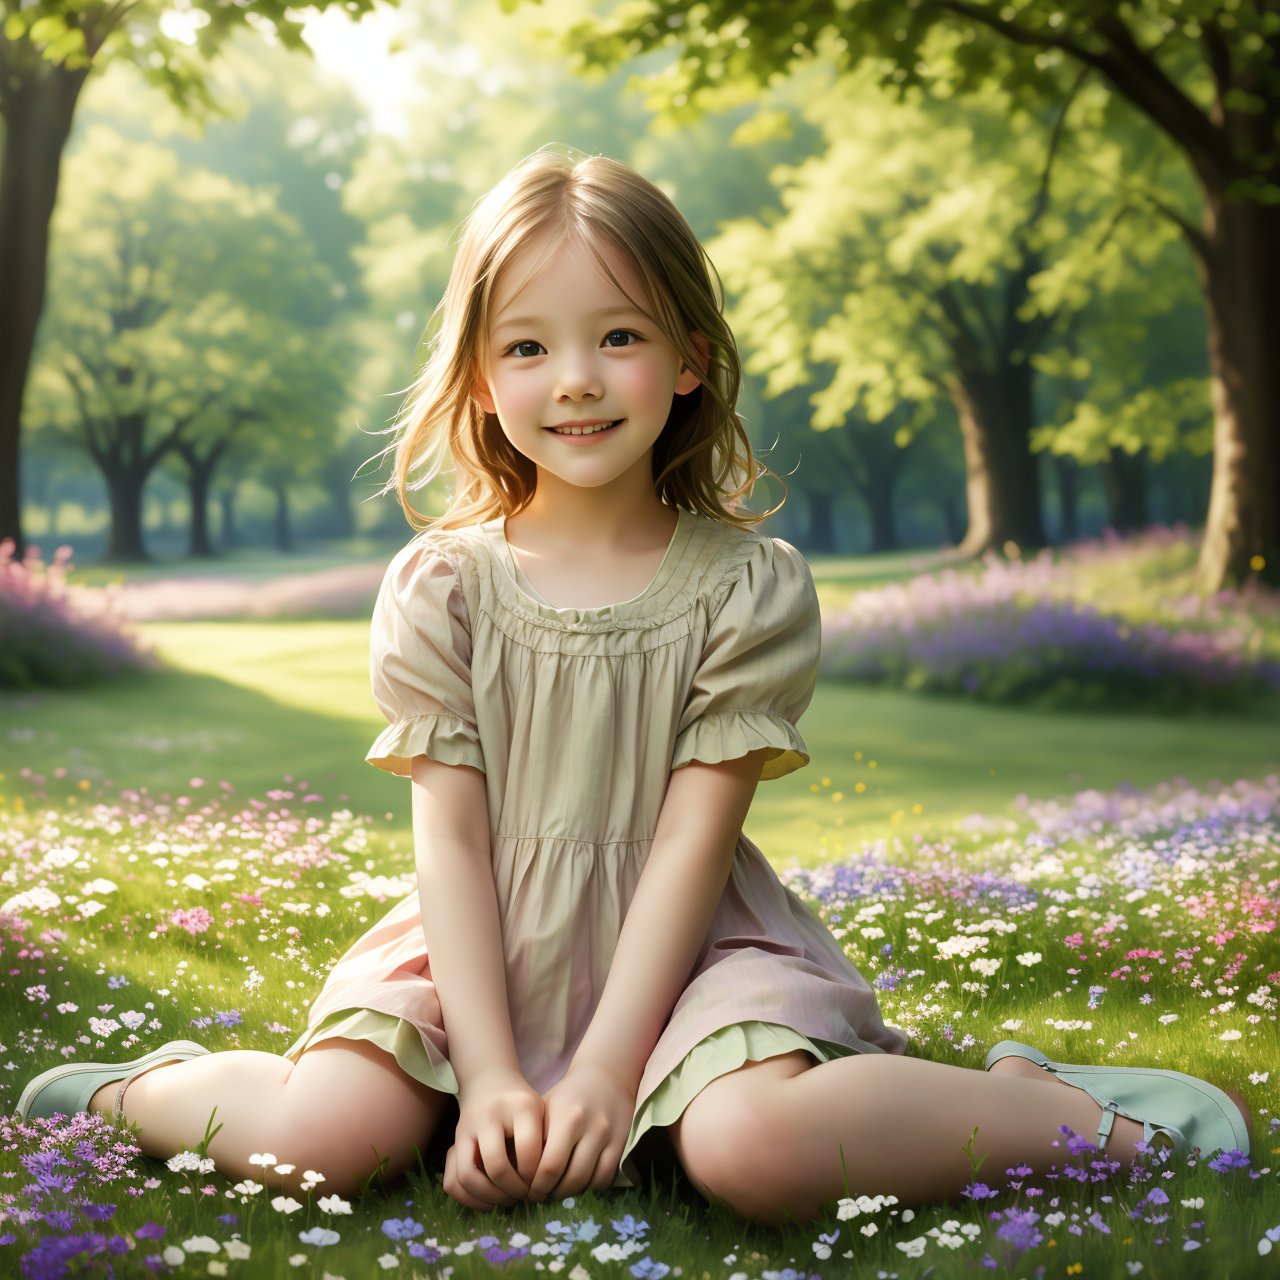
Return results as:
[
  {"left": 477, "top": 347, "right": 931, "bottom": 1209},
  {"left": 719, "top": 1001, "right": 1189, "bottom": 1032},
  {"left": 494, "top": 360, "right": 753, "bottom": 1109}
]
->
[{"left": 473, "top": 232, "right": 703, "bottom": 488}]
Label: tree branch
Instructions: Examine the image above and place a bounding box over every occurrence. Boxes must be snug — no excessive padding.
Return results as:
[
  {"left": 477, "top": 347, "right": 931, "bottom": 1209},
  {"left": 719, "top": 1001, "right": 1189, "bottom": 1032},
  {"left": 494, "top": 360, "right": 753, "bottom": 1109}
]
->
[{"left": 1200, "top": 19, "right": 1233, "bottom": 129}]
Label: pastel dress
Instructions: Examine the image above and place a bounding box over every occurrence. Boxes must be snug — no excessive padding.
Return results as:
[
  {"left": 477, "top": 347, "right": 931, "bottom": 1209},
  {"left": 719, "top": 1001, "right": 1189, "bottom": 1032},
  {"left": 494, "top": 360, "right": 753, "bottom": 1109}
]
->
[{"left": 283, "top": 506, "right": 909, "bottom": 1189}]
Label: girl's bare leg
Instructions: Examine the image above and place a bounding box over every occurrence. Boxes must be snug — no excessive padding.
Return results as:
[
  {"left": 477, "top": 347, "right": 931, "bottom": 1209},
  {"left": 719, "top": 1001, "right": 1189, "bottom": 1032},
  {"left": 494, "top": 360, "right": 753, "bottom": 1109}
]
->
[
  {"left": 87, "top": 1039, "right": 452, "bottom": 1198},
  {"left": 708, "top": 1052, "right": 1250, "bottom": 1226}
]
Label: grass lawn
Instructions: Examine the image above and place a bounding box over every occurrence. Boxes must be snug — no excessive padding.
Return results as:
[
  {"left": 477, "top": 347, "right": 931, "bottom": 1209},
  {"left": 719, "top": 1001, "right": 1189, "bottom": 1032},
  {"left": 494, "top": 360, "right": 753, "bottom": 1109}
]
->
[{"left": 1, "top": 540, "right": 1277, "bottom": 1278}]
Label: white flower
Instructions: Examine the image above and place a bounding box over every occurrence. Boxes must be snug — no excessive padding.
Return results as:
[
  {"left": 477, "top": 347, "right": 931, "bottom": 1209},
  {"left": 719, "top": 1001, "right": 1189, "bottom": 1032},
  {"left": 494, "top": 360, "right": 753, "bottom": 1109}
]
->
[
  {"left": 1158, "top": 1014, "right": 1179, "bottom": 1025},
  {"left": 167, "top": 1151, "right": 214, "bottom": 1175},
  {"left": 970, "top": 958, "right": 1001, "bottom": 977},
  {"left": 1001, "top": 1019, "right": 1024, "bottom": 1031},
  {"left": 288, "top": 1255, "right": 308, "bottom": 1267},
  {"left": 509, "top": 1233, "right": 531, "bottom": 1248},
  {"left": 1219, "top": 1029, "right": 1243, "bottom": 1041},
  {"left": 1015, "top": 952, "right": 1042, "bottom": 966},
  {"left": 223, "top": 1240, "right": 251, "bottom": 1260},
  {"left": 274, "top": 1163, "right": 296, "bottom": 1175},
  {"left": 233, "top": 1180, "right": 263, "bottom": 1196},
  {"left": 208, "top": 1263, "right": 228, "bottom": 1277},
  {"left": 299, "top": 1227, "right": 340, "bottom": 1247},
  {"left": 860, "top": 1223, "right": 878, "bottom": 1237},
  {"left": 1180, "top": 1197, "right": 1204, "bottom": 1209},
  {"left": 1250, "top": 1070, "right": 1270, "bottom": 1085},
  {"left": 120, "top": 1010, "right": 146, "bottom": 1031},
  {"left": 56, "top": 1002, "right": 79, "bottom": 1014},
  {"left": 303, "top": 1169, "right": 326, "bottom": 1184},
  {"left": 377, "top": 1256, "right": 400, "bottom": 1270},
  {"left": 182, "top": 1236, "right": 220, "bottom": 1253},
  {"left": 812, "top": 1243, "right": 832, "bottom": 1260},
  {"left": 247, "top": 1152, "right": 278, "bottom": 1167},
  {"left": 83, "top": 878, "right": 118, "bottom": 895},
  {"left": 1045, "top": 1211, "right": 1066, "bottom": 1227},
  {"left": 161, "top": 1246, "right": 185, "bottom": 1266},
  {"left": 896, "top": 1237, "right": 928, "bottom": 1257},
  {"left": 318, "top": 1194, "right": 352, "bottom": 1215},
  {"left": 272, "top": 1195, "right": 304, "bottom": 1214}
]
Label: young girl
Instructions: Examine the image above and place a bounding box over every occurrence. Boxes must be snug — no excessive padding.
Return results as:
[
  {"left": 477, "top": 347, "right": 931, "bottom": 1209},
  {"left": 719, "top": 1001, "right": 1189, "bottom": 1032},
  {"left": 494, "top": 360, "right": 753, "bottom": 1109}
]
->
[{"left": 18, "top": 147, "right": 1252, "bottom": 1228}]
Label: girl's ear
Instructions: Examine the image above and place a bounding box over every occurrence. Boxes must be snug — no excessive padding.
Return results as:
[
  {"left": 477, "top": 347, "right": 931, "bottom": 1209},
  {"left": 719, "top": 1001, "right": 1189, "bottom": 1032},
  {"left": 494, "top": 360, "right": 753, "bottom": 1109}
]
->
[
  {"left": 472, "top": 368, "right": 497, "bottom": 415},
  {"left": 676, "top": 331, "right": 710, "bottom": 395}
]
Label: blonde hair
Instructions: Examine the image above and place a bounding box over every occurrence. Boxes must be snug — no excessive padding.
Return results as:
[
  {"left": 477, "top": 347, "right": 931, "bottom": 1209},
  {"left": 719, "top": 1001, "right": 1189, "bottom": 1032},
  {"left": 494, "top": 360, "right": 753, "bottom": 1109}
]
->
[{"left": 369, "top": 145, "right": 786, "bottom": 532}]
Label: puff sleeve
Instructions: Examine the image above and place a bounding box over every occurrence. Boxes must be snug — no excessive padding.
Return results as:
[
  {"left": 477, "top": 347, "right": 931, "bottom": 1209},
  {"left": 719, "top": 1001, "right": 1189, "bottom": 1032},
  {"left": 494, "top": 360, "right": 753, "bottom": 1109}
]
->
[
  {"left": 364, "top": 539, "right": 485, "bottom": 777},
  {"left": 671, "top": 536, "right": 821, "bottom": 782}
]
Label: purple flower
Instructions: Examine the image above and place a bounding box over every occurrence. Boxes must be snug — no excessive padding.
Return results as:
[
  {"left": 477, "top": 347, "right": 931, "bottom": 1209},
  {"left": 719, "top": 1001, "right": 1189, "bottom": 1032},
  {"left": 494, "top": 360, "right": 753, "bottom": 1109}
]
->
[
  {"left": 994, "top": 1207, "right": 1043, "bottom": 1251},
  {"left": 611, "top": 1215, "right": 650, "bottom": 1242},
  {"left": 214, "top": 1010, "right": 243, "bottom": 1028},
  {"left": 381, "top": 1217, "right": 424, "bottom": 1241},
  {"left": 963, "top": 1182, "right": 998, "bottom": 1200},
  {"left": 78, "top": 1203, "right": 116, "bottom": 1222},
  {"left": 1208, "top": 1148, "right": 1251, "bottom": 1172},
  {"left": 408, "top": 1242, "right": 442, "bottom": 1262},
  {"left": 134, "top": 1222, "right": 165, "bottom": 1240},
  {"left": 628, "top": 1260, "right": 671, "bottom": 1279}
]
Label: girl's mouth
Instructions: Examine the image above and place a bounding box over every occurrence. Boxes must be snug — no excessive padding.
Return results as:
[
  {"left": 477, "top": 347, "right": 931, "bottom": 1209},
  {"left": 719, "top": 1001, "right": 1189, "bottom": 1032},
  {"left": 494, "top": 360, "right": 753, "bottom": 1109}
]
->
[{"left": 545, "top": 419, "right": 623, "bottom": 440}]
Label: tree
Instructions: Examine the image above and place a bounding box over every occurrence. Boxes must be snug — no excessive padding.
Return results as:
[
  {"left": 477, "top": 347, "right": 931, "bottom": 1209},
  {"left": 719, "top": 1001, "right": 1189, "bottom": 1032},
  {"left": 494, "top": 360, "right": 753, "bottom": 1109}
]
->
[
  {"left": 25, "top": 124, "right": 344, "bottom": 561},
  {"left": 0, "top": 0, "right": 389, "bottom": 556},
  {"left": 539, "top": 0, "right": 1280, "bottom": 589},
  {"left": 704, "top": 56, "right": 1155, "bottom": 556}
]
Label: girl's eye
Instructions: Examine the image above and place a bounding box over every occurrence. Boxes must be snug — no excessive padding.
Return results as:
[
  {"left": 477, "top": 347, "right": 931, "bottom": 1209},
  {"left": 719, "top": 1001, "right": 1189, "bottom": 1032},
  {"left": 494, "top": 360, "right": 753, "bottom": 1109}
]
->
[
  {"left": 505, "top": 340, "right": 545, "bottom": 358},
  {"left": 604, "top": 330, "right": 640, "bottom": 347}
]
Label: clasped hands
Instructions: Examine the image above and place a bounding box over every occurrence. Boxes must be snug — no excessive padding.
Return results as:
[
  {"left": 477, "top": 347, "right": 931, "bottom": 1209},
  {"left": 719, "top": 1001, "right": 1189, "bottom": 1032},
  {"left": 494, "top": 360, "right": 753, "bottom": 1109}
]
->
[{"left": 444, "top": 1062, "right": 635, "bottom": 1212}]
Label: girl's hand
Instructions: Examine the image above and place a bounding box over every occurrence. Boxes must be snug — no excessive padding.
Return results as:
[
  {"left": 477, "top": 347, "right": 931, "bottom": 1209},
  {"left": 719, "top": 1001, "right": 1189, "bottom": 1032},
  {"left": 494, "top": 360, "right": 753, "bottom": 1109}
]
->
[
  {"left": 527, "top": 1063, "right": 635, "bottom": 1202},
  {"left": 445, "top": 1068, "right": 545, "bottom": 1212}
]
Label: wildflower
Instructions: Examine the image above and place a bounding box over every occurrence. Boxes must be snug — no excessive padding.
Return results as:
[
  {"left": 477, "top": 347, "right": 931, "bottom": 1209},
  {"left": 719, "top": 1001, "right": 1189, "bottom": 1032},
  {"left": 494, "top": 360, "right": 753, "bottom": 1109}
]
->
[
  {"left": 318, "top": 1195, "right": 353, "bottom": 1215},
  {"left": 272, "top": 1196, "right": 304, "bottom": 1214},
  {"left": 233, "top": 1180, "right": 263, "bottom": 1196},
  {"left": 162, "top": 1245, "right": 186, "bottom": 1265},
  {"left": 247, "top": 1152, "right": 277, "bottom": 1168},
  {"left": 275, "top": 1163, "right": 296, "bottom": 1175},
  {"left": 224, "top": 1240, "right": 251, "bottom": 1260},
  {"left": 182, "top": 1236, "right": 220, "bottom": 1253},
  {"left": 300, "top": 1227, "right": 341, "bottom": 1246},
  {"left": 962, "top": 1182, "right": 997, "bottom": 1200},
  {"left": 166, "top": 1151, "right": 215, "bottom": 1175},
  {"left": 381, "top": 1218, "right": 424, "bottom": 1241},
  {"left": 214, "top": 1010, "right": 243, "bottom": 1028},
  {"left": 896, "top": 1237, "right": 928, "bottom": 1258},
  {"left": 377, "top": 1255, "right": 400, "bottom": 1269},
  {"left": 1208, "top": 1148, "right": 1251, "bottom": 1172},
  {"left": 170, "top": 906, "right": 213, "bottom": 935},
  {"left": 135, "top": 1222, "right": 165, "bottom": 1240}
]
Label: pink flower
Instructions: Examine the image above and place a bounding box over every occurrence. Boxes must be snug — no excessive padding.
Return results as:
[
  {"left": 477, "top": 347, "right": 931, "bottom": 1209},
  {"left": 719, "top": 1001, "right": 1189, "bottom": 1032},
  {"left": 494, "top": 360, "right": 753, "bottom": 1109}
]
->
[{"left": 170, "top": 906, "right": 213, "bottom": 935}]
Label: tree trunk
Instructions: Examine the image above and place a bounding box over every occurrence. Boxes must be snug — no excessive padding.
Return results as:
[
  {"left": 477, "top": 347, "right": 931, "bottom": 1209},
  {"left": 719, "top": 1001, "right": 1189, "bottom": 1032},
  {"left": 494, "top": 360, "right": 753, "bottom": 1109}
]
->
[
  {"left": 104, "top": 467, "right": 149, "bottom": 562},
  {"left": 1101, "top": 446, "right": 1149, "bottom": 534},
  {"left": 948, "top": 363, "right": 1047, "bottom": 557},
  {"left": 1195, "top": 196, "right": 1280, "bottom": 588},
  {"left": 272, "top": 480, "right": 293, "bottom": 552},
  {"left": 806, "top": 489, "right": 839, "bottom": 553},
  {"left": 937, "top": 492, "right": 964, "bottom": 546},
  {"left": 0, "top": 54, "right": 90, "bottom": 557},
  {"left": 219, "top": 484, "right": 239, "bottom": 550},
  {"left": 1052, "top": 454, "right": 1080, "bottom": 543},
  {"left": 865, "top": 480, "right": 899, "bottom": 553},
  {"left": 186, "top": 461, "right": 217, "bottom": 558}
]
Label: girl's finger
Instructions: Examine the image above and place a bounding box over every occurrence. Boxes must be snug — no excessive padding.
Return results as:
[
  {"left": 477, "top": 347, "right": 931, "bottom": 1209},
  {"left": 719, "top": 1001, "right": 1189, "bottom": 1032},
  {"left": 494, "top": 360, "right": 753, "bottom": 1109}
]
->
[
  {"left": 553, "top": 1136, "right": 600, "bottom": 1201},
  {"left": 456, "top": 1135, "right": 512, "bottom": 1209},
  {"left": 512, "top": 1109, "right": 543, "bottom": 1187},
  {"left": 476, "top": 1121, "right": 529, "bottom": 1201},
  {"left": 530, "top": 1128, "right": 573, "bottom": 1202},
  {"left": 444, "top": 1143, "right": 495, "bottom": 1212}
]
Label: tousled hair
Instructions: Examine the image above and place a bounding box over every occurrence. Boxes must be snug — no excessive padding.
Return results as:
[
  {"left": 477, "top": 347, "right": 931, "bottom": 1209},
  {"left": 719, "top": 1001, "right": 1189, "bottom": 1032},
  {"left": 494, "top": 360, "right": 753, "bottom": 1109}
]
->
[{"left": 368, "top": 145, "right": 786, "bottom": 532}]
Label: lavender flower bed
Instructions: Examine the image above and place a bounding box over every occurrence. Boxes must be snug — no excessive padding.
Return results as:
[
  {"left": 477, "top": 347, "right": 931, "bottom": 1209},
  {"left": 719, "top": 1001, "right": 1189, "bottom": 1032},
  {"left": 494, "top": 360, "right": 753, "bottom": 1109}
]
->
[
  {"left": 822, "top": 544, "right": 1280, "bottom": 711},
  {"left": 0, "top": 542, "right": 157, "bottom": 690}
]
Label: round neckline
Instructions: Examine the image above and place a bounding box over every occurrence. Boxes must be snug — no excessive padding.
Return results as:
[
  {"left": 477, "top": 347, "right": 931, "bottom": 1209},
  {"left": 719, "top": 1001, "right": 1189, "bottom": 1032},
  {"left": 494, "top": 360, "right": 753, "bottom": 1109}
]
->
[{"left": 483, "top": 506, "right": 692, "bottom": 618}]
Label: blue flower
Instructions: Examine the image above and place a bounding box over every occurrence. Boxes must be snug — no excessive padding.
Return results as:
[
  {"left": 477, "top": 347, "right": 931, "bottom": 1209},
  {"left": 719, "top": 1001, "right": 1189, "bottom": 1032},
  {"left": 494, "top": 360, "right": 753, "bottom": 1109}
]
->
[
  {"left": 628, "top": 1260, "right": 670, "bottom": 1279},
  {"left": 381, "top": 1217, "right": 424, "bottom": 1241},
  {"left": 214, "top": 1010, "right": 243, "bottom": 1028},
  {"left": 611, "top": 1215, "right": 650, "bottom": 1242},
  {"left": 1208, "top": 1148, "right": 1251, "bottom": 1172}
]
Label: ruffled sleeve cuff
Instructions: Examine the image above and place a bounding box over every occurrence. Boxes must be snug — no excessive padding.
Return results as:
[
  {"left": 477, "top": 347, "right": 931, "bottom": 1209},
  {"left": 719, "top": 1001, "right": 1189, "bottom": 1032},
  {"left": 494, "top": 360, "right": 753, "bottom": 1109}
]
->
[
  {"left": 670, "top": 709, "right": 810, "bottom": 782},
  {"left": 366, "top": 713, "right": 486, "bottom": 778}
]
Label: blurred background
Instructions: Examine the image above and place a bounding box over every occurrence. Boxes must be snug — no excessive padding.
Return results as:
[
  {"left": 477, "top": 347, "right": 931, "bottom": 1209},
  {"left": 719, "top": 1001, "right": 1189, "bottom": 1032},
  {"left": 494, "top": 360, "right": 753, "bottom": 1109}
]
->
[{"left": 1, "top": 1, "right": 1277, "bottom": 834}]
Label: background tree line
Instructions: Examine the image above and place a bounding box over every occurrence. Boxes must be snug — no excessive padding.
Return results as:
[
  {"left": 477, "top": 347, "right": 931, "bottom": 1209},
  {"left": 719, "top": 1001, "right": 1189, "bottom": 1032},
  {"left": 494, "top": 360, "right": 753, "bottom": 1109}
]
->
[{"left": 2, "top": 0, "right": 1267, "bottom": 588}]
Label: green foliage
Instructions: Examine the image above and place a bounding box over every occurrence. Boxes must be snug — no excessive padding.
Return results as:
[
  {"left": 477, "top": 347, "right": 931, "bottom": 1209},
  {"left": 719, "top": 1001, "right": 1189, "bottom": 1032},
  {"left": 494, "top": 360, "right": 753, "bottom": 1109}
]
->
[{"left": 26, "top": 123, "right": 350, "bottom": 487}]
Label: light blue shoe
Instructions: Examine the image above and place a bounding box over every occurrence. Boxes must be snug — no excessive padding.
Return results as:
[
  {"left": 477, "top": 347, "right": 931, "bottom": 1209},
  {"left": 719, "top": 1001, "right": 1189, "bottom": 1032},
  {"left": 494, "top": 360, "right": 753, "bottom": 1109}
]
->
[
  {"left": 16, "top": 1040, "right": 212, "bottom": 1123},
  {"left": 985, "top": 1040, "right": 1251, "bottom": 1160}
]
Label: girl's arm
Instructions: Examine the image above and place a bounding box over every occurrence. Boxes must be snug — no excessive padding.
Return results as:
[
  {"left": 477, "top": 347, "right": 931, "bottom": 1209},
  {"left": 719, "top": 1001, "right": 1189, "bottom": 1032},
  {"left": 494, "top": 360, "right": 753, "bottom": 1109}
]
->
[
  {"left": 410, "top": 755, "right": 523, "bottom": 1090},
  {"left": 569, "top": 747, "right": 772, "bottom": 1094}
]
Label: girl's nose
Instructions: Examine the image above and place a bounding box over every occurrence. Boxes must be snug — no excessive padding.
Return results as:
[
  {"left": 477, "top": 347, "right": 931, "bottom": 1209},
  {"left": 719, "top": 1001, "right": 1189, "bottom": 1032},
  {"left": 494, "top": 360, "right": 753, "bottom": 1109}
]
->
[{"left": 554, "top": 353, "right": 604, "bottom": 400}]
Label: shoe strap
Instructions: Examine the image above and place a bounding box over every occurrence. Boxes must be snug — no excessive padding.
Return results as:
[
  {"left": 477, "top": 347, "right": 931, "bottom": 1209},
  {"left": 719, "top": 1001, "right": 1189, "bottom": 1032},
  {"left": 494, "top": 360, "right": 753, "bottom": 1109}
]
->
[{"left": 1097, "top": 1099, "right": 1118, "bottom": 1152}]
